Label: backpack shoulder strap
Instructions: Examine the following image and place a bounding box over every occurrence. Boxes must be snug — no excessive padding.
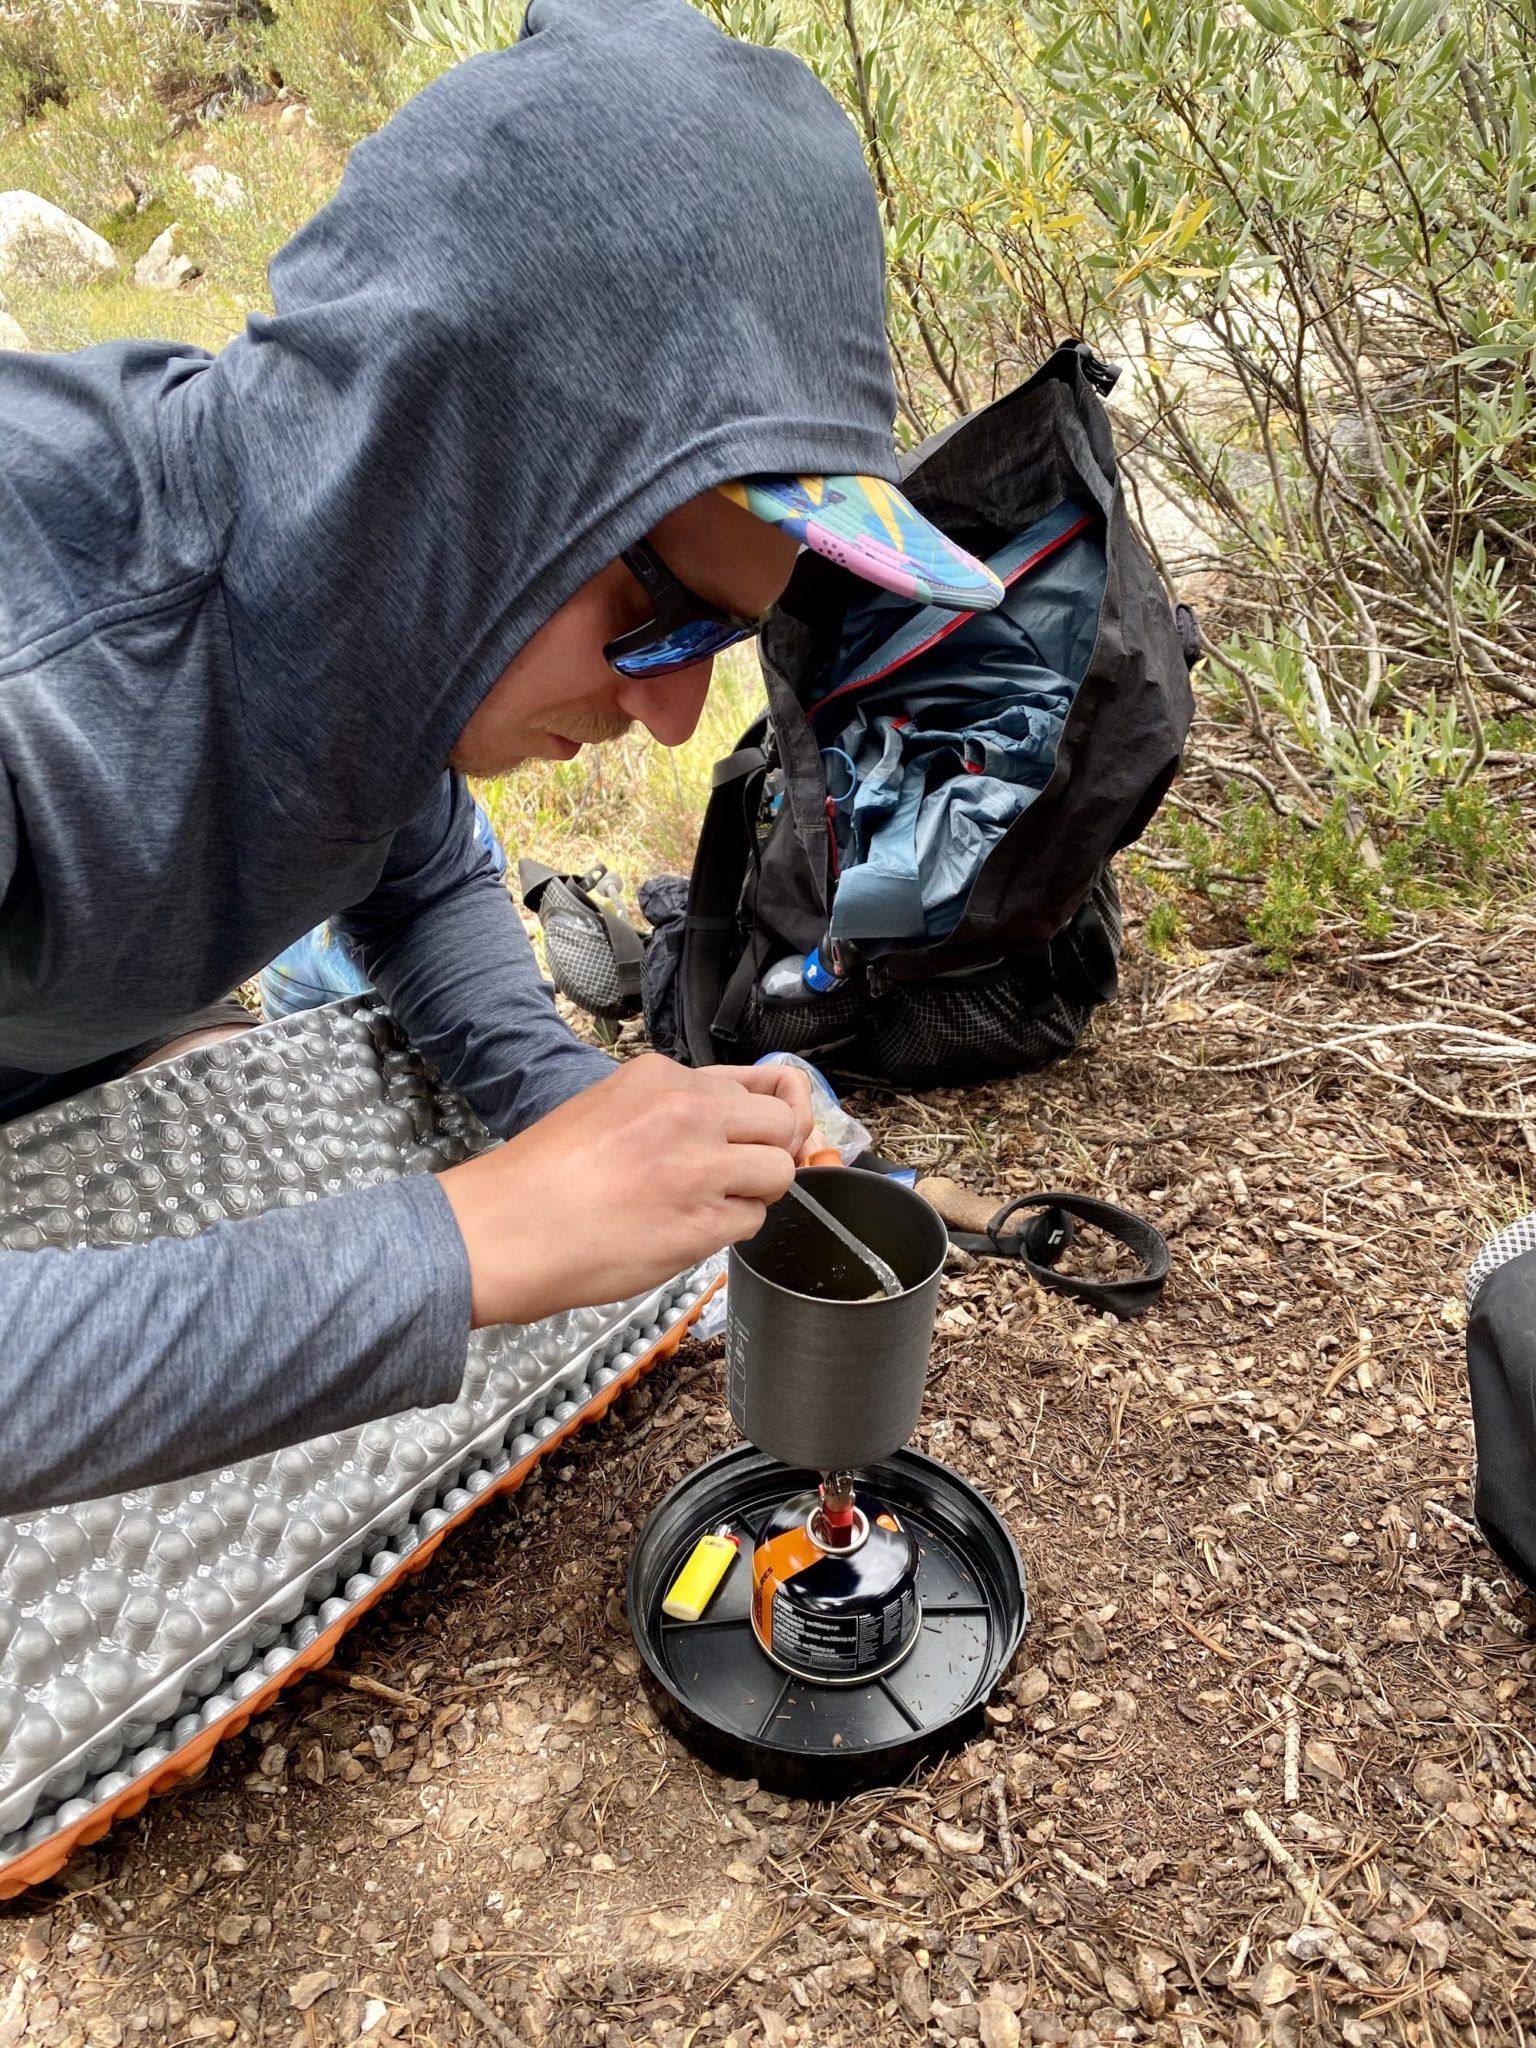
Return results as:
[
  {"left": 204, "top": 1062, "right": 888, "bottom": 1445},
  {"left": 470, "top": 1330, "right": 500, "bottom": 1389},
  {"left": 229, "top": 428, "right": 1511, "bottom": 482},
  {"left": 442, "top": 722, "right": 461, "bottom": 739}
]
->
[{"left": 678, "top": 743, "right": 768, "bottom": 1067}]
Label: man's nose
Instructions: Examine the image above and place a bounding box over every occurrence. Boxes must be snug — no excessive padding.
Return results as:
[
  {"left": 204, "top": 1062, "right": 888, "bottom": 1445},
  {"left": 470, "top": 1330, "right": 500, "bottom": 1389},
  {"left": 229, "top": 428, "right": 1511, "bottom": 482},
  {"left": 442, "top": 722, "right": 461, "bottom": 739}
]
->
[{"left": 615, "top": 658, "right": 715, "bottom": 748}]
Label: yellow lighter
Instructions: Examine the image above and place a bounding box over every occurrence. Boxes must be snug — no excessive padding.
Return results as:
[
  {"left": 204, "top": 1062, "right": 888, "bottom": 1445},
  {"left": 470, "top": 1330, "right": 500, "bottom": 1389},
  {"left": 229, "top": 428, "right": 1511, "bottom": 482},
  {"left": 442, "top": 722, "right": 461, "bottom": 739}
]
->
[{"left": 662, "top": 1525, "right": 740, "bottom": 1622}]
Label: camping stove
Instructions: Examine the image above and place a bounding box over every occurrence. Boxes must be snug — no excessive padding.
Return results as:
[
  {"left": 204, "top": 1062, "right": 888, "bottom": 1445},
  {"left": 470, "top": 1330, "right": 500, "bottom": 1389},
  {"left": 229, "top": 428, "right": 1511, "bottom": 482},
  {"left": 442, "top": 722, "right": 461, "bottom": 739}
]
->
[
  {"left": 749, "top": 1469, "right": 922, "bottom": 1685},
  {"left": 629, "top": 1168, "right": 1029, "bottom": 1795}
]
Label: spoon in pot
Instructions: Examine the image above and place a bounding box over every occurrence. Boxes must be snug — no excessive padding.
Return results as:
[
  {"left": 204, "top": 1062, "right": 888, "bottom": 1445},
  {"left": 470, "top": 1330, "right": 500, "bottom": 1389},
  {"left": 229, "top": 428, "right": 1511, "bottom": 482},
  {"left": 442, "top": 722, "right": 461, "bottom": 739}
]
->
[{"left": 785, "top": 1178, "right": 905, "bottom": 1298}]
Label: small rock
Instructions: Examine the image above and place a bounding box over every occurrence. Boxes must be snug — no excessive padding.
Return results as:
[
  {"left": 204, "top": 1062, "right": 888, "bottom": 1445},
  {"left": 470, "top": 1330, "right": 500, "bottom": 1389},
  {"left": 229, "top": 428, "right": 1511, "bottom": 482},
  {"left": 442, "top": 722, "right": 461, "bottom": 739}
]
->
[
  {"left": 564, "top": 1694, "right": 601, "bottom": 1726},
  {"left": 1012, "top": 1667, "right": 1050, "bottom": 1707},
  {"left": 1286, "top": 1926, "right": 1336, "bottom": 1965},
  {"left": 289, "top": 1969, "right": 339, "bottom": 2011},
  {"left": 428, "top": 1918, "right": 454, "bottom": 1960},
  {"left": 1267, "top": 2004, "right": 1302, "bottom": 2048},
  {"left": 1303, "top": 1738, "right": 1346, "bottom": 1783},
  {"left": 359, "top": 1998, "right": 390, "bottom": 2037},
  {"left": 1101, "top": 1964, "right": 1138, "bottom": 2013},
  {"left": 1024, "top": 2016, "right": 1068, "bottom": 2045},
  {"left": 1065, "top": 1941, "right": 1102, "bottom": 1987},
  {"left": 1133, "top": 1950, "right": 1167, "bottom": 2018},
  {"left": 1249, "top": 1959, "right": 1297, "bottom": 2008},
  {"left": 215, "top": 1914, "right": 250, "bottom": 1947},
  {"left": 187, "top": 164, "right": 246, "bottom": 211},
  {"left": 978, "top": 1998, "right": 1022, "bottom": 2048},
  {"left": 509, "top": 1842, "right": 547, "bottom": 1873},
  {"left": 936, "top": 1821, "right": 986, "bottom": 1857},
  {"left": 1432, "top": 1976, "right": 1475, "bottom": 2021},
  {"left": 1412, "top": 1758, "right": 1458, "bottom": 1808},
  {"left": 1070, "top": 1616, "right": 1109, "bottom": 1663},
  {"left": 213, "top": 1850, "right": 247, "bottom": 1875},
  {"left": 0, "top": 191, "right": 118, "bottom": 288},
  {"left": 915, "top": 1175, "right": 995, "bottom": 1233},
  {"left": 133, "top": 224, "right": 199, "bottom": 291},
  {"left": 896, "top": 1964, "right": 931, "bottom": 2026},
  {"left": 1411, "top": 1919, "right": 1452, "bottom": 1972}
]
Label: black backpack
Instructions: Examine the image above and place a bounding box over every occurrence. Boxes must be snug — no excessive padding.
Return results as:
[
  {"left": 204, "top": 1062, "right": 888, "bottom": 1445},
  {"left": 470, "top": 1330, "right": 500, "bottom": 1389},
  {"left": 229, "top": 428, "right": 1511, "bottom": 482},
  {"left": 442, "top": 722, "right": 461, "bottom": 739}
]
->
[{"left": 639, "top": 342, "right": 1197, "bottom": 1088}]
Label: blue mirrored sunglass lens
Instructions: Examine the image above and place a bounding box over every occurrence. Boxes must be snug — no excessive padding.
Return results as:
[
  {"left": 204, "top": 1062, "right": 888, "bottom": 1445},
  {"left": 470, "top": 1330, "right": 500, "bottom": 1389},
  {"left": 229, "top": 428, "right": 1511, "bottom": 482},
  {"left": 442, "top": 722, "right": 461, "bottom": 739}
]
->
[{"left": 608, "top": 616, "right": 758, "bottom": 679}]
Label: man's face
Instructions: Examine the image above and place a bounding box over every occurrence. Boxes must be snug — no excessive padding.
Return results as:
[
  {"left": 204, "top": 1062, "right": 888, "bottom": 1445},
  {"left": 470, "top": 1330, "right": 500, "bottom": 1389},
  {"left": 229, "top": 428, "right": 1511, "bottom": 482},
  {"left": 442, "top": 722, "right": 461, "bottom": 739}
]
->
[{"left": 450, "top": 489, "right": 801, "bottom": 774}]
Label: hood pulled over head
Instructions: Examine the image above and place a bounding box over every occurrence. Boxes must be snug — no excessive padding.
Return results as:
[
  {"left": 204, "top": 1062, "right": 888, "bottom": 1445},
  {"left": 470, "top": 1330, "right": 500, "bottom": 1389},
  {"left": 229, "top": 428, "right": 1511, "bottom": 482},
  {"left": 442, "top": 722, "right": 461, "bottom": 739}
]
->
[{"left": 188, "top": 0, "right": 898, "bottom": 833}]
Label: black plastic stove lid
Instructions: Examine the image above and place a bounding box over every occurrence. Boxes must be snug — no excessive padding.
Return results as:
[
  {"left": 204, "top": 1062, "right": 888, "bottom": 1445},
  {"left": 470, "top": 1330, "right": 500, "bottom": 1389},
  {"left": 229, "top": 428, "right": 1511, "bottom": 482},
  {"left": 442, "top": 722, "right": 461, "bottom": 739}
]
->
[{"left": 627, "top": 1445, "right": 1028, "bottom": 1797}]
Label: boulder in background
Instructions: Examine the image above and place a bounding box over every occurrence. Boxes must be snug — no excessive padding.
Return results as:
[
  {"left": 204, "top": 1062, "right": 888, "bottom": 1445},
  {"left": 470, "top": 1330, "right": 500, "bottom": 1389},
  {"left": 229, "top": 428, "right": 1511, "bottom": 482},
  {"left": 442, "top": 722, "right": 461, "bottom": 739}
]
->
[
  {"left": 133, "top": 224, "right": 200, "bottom": 291},
  {"left": 0, "top": 191, "right": 118, "bottom": 289}
]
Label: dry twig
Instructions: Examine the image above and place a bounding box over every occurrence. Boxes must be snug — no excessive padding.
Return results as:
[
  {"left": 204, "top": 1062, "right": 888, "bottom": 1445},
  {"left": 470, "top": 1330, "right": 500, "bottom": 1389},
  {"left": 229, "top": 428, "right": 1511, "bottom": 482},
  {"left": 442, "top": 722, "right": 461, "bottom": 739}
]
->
[{"left": 436, "top": 1963, "right": 521, "bottom": 2047}]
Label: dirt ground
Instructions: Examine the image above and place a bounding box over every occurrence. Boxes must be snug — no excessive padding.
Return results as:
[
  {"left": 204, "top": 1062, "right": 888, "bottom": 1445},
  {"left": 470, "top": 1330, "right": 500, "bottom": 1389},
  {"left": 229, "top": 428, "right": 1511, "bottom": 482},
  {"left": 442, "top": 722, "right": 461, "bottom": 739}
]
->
[{"left": 6, "top": 891, "right": 1536, "bottom": 2048}]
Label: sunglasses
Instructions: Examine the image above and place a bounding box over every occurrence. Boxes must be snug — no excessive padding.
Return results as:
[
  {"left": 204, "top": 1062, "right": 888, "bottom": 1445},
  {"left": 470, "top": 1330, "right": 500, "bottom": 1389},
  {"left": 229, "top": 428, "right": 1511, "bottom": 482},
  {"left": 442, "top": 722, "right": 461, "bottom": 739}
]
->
[{"left": 604, "top": 540, "right": 764, "bottom": 680}]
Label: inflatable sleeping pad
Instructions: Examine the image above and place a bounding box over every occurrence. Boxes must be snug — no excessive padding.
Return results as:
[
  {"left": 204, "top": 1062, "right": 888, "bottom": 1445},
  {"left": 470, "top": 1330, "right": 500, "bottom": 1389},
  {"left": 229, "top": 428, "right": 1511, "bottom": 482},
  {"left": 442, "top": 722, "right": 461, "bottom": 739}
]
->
[{"left": 0, "top": 996, "right": 717, "bottom": 1896}]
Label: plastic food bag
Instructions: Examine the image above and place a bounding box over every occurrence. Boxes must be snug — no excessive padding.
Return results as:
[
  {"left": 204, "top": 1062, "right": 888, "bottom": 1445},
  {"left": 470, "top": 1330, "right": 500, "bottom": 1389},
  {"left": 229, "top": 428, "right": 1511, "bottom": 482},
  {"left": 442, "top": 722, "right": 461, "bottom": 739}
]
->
[{"left": 753, "top": 1052, "right": 872, "bottom": 1166}]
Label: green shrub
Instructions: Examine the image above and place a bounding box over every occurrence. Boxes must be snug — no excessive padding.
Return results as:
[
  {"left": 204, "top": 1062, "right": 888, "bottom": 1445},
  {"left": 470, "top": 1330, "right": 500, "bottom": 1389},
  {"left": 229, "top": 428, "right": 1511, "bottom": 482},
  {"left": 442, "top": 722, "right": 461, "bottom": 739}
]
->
[
  {"left": 0, "top": 5, "right": 65, "bottom": 124},
  {"left": 0, "top": 2, "right": 213, "bottom": 222},
  {"left": 261, "top": 0, "right": 417, "bottom": 149}
]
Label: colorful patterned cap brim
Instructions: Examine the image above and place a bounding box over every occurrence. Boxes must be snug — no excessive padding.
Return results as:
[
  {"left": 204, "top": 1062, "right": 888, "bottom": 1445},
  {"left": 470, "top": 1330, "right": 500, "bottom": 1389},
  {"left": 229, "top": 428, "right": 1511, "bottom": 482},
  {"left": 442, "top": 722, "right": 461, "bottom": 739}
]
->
[{"left": 719, "top": 474, "right": 1005, "bottom": 612}]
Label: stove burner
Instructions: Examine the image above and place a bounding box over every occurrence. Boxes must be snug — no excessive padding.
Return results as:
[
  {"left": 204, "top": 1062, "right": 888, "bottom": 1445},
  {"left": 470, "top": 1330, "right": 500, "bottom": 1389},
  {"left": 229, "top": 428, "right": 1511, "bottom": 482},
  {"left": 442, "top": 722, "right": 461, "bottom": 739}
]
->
[{"left": 628, "top": 1446, "right": 1028, "bottom": 1797}]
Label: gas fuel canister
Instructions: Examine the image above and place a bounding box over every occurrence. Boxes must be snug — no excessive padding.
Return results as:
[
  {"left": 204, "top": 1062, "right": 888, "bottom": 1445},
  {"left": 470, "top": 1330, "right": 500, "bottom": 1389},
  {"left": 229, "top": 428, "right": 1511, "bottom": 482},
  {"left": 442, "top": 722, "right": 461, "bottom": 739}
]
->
[{"left": 750, "top": 1484, "right": 921, "bottom": 1684}]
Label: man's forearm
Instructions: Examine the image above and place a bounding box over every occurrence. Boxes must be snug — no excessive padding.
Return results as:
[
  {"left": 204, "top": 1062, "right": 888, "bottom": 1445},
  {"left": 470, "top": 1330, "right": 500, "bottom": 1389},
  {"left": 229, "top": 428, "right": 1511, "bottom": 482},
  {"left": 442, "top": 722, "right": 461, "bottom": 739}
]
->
[
  {"left": 337, "top": 775, "right": 615, "bottom": 1139},
  {"left": 0, "top": 1176, "right": 470, "bottom": 1517}
]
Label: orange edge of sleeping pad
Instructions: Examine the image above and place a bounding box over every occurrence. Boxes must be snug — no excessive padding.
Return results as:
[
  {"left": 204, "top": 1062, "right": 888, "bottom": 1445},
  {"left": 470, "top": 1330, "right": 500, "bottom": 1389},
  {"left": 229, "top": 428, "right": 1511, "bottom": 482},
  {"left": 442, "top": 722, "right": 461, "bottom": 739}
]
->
[{"left": 0, "top": 1274, "right": 723, "bottom": 1901}]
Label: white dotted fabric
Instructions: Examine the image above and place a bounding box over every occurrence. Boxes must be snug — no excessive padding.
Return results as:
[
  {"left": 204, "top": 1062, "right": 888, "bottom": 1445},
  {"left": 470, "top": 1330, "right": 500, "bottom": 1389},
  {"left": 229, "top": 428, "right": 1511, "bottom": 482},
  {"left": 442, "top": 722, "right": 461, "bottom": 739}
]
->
[{"left": 1466, "top": 1211, "right": 1536, "bottom": 1308}]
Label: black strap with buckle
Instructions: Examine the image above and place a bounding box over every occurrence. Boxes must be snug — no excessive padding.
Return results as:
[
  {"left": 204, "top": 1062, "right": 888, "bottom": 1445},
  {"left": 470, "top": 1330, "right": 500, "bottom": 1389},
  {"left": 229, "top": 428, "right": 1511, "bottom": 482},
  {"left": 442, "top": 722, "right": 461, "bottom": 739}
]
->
[{"left": 945, "top": 1192, "right": 1169, "bottom": 1321}]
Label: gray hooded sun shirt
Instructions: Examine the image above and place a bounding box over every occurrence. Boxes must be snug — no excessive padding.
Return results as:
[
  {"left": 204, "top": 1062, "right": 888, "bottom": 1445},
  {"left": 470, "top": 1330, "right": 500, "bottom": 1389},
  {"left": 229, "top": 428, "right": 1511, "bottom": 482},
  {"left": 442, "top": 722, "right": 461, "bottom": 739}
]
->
[{"left": 0, "top": 0, "right": 899, "bottom": 1513}]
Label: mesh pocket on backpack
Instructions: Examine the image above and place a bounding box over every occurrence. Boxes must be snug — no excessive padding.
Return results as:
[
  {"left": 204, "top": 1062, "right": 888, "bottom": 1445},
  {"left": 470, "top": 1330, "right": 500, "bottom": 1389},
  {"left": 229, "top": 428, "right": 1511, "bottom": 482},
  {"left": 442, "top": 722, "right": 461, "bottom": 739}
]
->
[{"left": 720, "top": 871, "right": 1120, "bottom": 1087}]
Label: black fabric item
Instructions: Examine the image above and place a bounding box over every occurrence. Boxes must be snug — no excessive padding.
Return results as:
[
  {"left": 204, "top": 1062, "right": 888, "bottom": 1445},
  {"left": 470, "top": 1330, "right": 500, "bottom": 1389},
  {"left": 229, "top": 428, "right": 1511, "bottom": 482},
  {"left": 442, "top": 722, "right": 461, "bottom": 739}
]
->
[
  {"left": 645, "top": 340, "right": 1194, "bottom": 1088},
  {"left": 1467, "top": 1248, "right": 1536, "bottom": 1592},
  {"left": 637, "top": 874, "right": 690, "bottom": 1056},
  {"left": 948, "top": 1192, "right": 1169, "bottom": 1320}
]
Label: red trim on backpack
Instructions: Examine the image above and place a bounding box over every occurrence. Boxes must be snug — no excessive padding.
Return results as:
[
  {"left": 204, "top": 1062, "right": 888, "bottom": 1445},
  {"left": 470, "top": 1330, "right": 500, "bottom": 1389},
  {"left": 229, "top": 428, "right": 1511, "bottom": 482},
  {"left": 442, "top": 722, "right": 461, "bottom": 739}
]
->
[{"left": 812, "top": 510, "right": 1096, "bottom": 718}]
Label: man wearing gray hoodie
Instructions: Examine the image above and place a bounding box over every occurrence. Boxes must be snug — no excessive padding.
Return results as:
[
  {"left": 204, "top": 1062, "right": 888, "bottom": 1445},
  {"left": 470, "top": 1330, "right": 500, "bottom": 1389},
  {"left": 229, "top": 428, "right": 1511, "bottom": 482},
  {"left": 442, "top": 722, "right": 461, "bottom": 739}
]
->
[{"left": 0, "top": 0, "right": 1001, "bottom": 1513}]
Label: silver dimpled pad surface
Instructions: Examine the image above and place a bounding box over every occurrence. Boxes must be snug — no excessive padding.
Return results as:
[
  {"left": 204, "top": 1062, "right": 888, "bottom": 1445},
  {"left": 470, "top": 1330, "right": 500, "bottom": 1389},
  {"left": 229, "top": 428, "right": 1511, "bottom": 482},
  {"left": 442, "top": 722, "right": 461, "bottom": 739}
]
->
[{"left": 0, "top": 997, "right": 709, "bottom": 1869}]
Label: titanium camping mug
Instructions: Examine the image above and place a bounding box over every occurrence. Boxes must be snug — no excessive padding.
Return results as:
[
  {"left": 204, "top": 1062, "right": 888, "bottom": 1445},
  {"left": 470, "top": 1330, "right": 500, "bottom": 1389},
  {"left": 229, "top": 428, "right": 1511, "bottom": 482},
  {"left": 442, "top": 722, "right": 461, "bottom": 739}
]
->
[{"left": 725, "top": 1167, "right": 949, "bottom": 1470}]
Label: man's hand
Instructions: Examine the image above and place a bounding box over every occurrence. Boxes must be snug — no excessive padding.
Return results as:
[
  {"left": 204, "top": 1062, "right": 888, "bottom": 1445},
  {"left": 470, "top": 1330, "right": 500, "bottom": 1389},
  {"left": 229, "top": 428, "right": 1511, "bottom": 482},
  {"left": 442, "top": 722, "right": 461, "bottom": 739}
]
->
[{"left": 436, "top": 1053, "right": 816, "bottom": 1329}]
